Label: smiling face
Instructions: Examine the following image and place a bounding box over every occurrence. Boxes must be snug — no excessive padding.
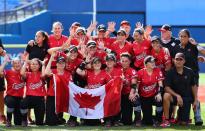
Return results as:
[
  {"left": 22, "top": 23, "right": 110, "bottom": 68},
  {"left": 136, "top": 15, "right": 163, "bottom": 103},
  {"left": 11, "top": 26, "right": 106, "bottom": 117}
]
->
[
  {"left": 179, "top": 31, "right": 189, "bottom": 45},
  {"left": 30, "top": 59, "right": 40, "bottom": 72},
  {"left": 120, "top": 56, "right": 130, "bottom": 69},
  {"left": 92, "top": 61, "right": 102, "bottom": 71},
  {"left": 52, "top": 22, "right": 63, "bottom": 37},
  {"left": 151, "top": 40, "right": 161, "bottom": 51},
  {"left": 161, "top": 30, "right": 172, "bottom": 40},
  {"left": 35, "top": 31, "right": 45, "bottom": 44},
  {"left": 174, "top": 57, "right": 185, "bottom": 68},
  {"left": 121, "top": 24, "right": 131, "bottom": 34},
  {"left": 145, "top": 61, "right": 155, "bottom": 70},
  {"left": 12, "top": 59, "right": 22, "bottom": 71}
]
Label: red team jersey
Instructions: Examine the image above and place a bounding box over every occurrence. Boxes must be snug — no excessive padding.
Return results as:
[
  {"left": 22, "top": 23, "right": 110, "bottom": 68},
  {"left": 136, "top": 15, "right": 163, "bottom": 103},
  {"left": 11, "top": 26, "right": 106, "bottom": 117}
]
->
[
  {"left": 25, "top": 72, "right": 46, "bottom": 96},
  {"left": 106, "top": 67, "right": 123, "bottom": 79},
  {"left": 137, "top": 68, "right": 164, "bottom": 97},
  {"left": 132, "top": 39, "right": 151, "bottom": 69},
  {"left": 48, "top": 35, "right": 68, "bottom": 48},
  {"left": 4, "top": 70, "right": 25, "bottom": 97},
  {"left": 122, "top": 67, "right": 137, "bottom": 95},
  {"left": 150, "top": 47, "right": 171, "bottom": 72},
  {"left": 65, "top": 58, "right": 83, "bottom": 74},
  {"left": 47, "top": 70, "right": 71, "bottom": 96},
  {"left": 110, "top": 41, "right": 133, "bottom": 60},
  {"left": 86, "top": 70, "right": 111, "bottom": 89},
  {"left": 93, "top": 37, "right": 116, "bottom": 49}
]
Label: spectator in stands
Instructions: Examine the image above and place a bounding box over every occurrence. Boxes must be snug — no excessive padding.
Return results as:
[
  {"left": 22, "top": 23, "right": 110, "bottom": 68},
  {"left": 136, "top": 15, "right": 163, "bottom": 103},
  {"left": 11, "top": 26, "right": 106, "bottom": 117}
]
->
[
  {"left": 0, "top": 38, "right": 7, "bottom": 124},
  {"left": 20, "top": 58, "right": 46, "bottom": 127},
  {"left": 161, "top": 53, "right": 198, "bottom": 127},
  {"left": 0, "top": 56, "right": 24, "bottom": 127},
  {"left": 174, "top": 29, "right": 203, "bottom": 125}
]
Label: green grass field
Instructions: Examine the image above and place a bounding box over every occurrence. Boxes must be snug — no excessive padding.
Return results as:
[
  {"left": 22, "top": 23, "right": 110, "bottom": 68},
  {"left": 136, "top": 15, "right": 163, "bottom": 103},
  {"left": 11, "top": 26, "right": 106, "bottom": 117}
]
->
[{"left": 0, "top": 74, "right": 205, "bottom": 130}]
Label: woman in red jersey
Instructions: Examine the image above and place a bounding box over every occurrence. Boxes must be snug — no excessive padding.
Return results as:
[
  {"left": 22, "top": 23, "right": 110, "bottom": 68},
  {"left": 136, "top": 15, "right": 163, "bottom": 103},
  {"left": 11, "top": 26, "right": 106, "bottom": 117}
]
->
[
  {"left": 20, "top": 58, "right": 46, "bottom": 126},
  {"left": 134, "top": 55, "right": 164, "bottom": 126},
  {"left": 0, "top": 57, "right": 25, "bottom": 127},
  {"left": 132, "top": 28, "right": 151, "bottom": 70},
  {"left": 150, "top": 36, "right": 171, "bottom": 73},
  {"left": 45, "top": 53, "right": 71, "bottom": 126}
]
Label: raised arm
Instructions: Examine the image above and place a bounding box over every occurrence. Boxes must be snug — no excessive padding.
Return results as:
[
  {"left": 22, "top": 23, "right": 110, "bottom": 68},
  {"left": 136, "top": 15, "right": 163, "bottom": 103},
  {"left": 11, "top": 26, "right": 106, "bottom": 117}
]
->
[{"left": 45, "top": 53, "right": 55, "bottom": 76}]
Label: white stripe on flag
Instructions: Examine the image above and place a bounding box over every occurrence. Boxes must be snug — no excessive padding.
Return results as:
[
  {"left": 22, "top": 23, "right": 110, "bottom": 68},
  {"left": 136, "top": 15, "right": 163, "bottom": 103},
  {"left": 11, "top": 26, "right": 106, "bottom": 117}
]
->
[{"left": 68, "top": 82, "right": 106, "bottom": 119}]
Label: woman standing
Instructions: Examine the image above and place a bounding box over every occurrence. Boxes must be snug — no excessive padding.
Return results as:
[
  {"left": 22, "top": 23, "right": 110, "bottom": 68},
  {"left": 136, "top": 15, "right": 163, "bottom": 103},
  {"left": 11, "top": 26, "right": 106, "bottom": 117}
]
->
[{"left": 45, "top": 53, "right": 71, "bottom": 126}]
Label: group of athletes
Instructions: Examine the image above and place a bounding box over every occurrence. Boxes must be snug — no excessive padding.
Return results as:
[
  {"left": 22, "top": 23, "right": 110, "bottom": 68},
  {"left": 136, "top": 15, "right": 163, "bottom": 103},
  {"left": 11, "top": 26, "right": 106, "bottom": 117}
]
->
[{"left": 0, "top": 20, "right": 204, "bottom": 128}]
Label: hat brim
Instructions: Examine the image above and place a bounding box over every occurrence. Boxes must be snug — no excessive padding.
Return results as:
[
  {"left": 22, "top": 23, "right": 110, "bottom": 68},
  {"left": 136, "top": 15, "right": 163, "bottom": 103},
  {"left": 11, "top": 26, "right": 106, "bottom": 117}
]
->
[{"left": 158, "top": 28, "right": 167, "bottom": 32}]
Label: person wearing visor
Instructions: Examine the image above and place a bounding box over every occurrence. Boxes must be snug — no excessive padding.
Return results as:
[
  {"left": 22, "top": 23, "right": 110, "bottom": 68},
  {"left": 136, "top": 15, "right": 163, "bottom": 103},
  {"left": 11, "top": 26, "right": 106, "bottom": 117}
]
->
[
  {"left": 104, "top": 54, "right": 123, "bottom": 127},
  {"left": 132, "top": 28, "right": 151, "bottom": 70},
  {"left": 119, "top": 53, "right": 137, "bottom": 125},
  {"left": 162, "top": 53, "right": 198, "bottom": 127},
  {"left": 76, "top": 57, "right": 111, "bottom": 126},
  {"left": 110, "top": 29, "right": 133, "bottom": 61},
  {"left": 150, "top": 36, "right": 171, "bottom": 73},
  {"left": 131, "top": 55, "right": 164, "bottom": 126}
]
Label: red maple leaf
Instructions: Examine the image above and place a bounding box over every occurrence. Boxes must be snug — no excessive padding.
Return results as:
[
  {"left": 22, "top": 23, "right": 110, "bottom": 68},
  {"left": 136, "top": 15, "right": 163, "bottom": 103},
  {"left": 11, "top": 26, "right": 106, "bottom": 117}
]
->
[{"left": 74, "top": 92, "right": 101, "bottom": 115}]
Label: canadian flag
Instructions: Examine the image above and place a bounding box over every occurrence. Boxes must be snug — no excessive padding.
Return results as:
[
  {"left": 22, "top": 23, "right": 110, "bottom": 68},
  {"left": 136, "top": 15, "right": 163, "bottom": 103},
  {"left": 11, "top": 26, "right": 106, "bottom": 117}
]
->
[{"left": 54, "top": 75, "right": 122, "bottom": 119}]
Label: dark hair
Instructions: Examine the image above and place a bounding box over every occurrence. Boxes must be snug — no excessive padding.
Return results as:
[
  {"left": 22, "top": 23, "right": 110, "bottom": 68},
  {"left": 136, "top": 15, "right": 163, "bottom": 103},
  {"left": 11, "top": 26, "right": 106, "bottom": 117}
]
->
[
  {"left": 36, "top": 30, "right": 49, "bottom": 47},
  {"left": 179, "top": 29, "right": 191, "bottom": 38},
  {"left": 30, "top": 58, "right": 42, "bottom": 71}
]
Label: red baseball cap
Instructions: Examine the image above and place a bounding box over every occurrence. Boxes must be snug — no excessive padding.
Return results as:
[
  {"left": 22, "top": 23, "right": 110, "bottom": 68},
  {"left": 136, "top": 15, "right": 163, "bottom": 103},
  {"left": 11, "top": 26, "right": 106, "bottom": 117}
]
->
[{"left": 120, "top": 20, "right": 130, "bottom": 26}]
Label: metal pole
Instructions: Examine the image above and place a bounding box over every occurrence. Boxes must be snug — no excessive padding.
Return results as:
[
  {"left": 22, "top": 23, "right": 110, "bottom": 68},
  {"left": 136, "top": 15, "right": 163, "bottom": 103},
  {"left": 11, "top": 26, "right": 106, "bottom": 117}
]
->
[{"left": 92, "top": 0, "right": 96, "bottom": 35}]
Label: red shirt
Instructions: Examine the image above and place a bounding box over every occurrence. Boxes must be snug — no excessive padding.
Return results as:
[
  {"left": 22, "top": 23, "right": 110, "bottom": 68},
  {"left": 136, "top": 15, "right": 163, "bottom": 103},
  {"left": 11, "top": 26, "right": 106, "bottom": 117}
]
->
[
  {"left": 93, "top": 51, "right": 107, "bottom": 64},
  {"left": 49, "top": 35, "right": 68, "bottom": 48},
  {"left": 65, "top": 58, "right": 83, "bottom": 74},
  {"left": 25, "top": 72, "right": 46, "bottom": 96},
  {"left": 70, "top": 36, "right": 89, "bottom": 46},
  {"left": 86, "top": 70, "right": 111, "bottom": 89},
  {"left": 4, "top": 70, "right": 25, "bottom": 97},
  {"left": 132, "top": 39, "right": 151, "bottom": 69},
  {"left": 106, "top": 67, "right": 123, "bottom": 79},
  {"left": 137, "top": 68, "right": 164, "bottom": 97},
  {"left": 93, "top": 37, "right": 116, "bottom": 49},
  {"left": 47, "top": 70, "right": 71, "bottom": 96},
  {"left": 110, "top": 41, "right": 133, "bottom": 60},
  {"left": 151, "top": 47, "right": 171, "bottom": 73},
  {"left": 122, "top": 67, "right": 137, "bottom": 95}
]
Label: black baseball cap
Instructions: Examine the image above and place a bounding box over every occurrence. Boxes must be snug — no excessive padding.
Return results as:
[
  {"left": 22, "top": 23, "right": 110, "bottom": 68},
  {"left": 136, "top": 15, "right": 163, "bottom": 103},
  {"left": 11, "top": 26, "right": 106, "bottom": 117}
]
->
[
  {"left": 75, "top": 27, "right": 86, "bottom": 35},
  {"left": 120, "top": 52, "right": 131, "bottom": 60},
  {"left": 144, "top": 55, "right": 155, "bottom": 65},
  {"left": 92, "top": 57, "right": 102, "bottom": 64},
  {"left": 151, "top": 36, "right": 161, "bottom": 43},
  {"left": 86, "top": 40, "right": 96, "bottom": 48},
  {"left": 159, "top": 24, "right": 171, "bottom": 32},
  {"left": 97, "top": 24, "right": 106, "bottom": 32},
  {"left": 133, "top": 28, "right": 144, "bottom": 35},
  {"left": 106, "top": 54, "right": 116, "bottom": 61},
  {"left": 117, "top": 29, "right": 127, "bottom": 36},
  {"left": 56, "top": 56, "right": 66, "bottom": 63}
]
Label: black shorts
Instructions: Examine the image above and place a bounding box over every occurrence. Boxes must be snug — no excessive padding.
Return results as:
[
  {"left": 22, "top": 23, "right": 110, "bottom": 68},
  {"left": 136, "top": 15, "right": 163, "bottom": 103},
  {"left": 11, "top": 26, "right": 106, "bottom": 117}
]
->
[
  {"left": 172, "top": 96, "right": 193, "bottom": 122},
  {"left": 0, "top": 77, "right": 5, "bottom": 92}
]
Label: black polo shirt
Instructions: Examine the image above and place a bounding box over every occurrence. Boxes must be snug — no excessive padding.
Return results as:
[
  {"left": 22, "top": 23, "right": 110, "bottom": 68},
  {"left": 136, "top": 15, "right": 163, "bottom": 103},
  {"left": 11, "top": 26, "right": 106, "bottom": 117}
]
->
[
  {"left": 174, "top": 42, "right": 199, "bottom": 73},
  {"left": 164, "top": 67, "right": 196, "bottom": 98},
  {"left": 161, "top": 37, "right": 180, "bottom": 58},
  {"left": 26, "top": 43, "right": 49, "bottom": 60}
]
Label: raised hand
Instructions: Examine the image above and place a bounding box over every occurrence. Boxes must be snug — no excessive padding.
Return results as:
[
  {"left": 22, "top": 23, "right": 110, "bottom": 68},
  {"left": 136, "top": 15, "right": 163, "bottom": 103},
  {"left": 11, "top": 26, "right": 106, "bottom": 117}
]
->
[{"left": 107, "top": 21, "right": 116, "bottom": 32}]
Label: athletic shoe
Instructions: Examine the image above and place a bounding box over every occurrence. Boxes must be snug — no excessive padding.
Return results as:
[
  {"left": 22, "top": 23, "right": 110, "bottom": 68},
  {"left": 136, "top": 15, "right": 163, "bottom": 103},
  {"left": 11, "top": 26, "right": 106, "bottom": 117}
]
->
[
  {"left": 160, "top": 120, "right": 170, "bottom": 127},
  {"left": 22, "top": 121, "right": 28, "bottom": 127},
  {"left": 6, "top": 120, "right": 11, "bottom": 127}
]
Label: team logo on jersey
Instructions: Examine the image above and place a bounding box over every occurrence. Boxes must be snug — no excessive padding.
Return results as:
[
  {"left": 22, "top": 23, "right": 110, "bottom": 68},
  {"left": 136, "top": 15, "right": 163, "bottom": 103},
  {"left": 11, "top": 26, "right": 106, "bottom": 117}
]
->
[
  {"left": 143, "top": 83, "right": 156, "bottom": 92},
  {"left": 171, "top": 42, "right": 176, "bottom": 47},
  {"left": 12, "top": 83, "right": 25, "bottom": 90}
]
